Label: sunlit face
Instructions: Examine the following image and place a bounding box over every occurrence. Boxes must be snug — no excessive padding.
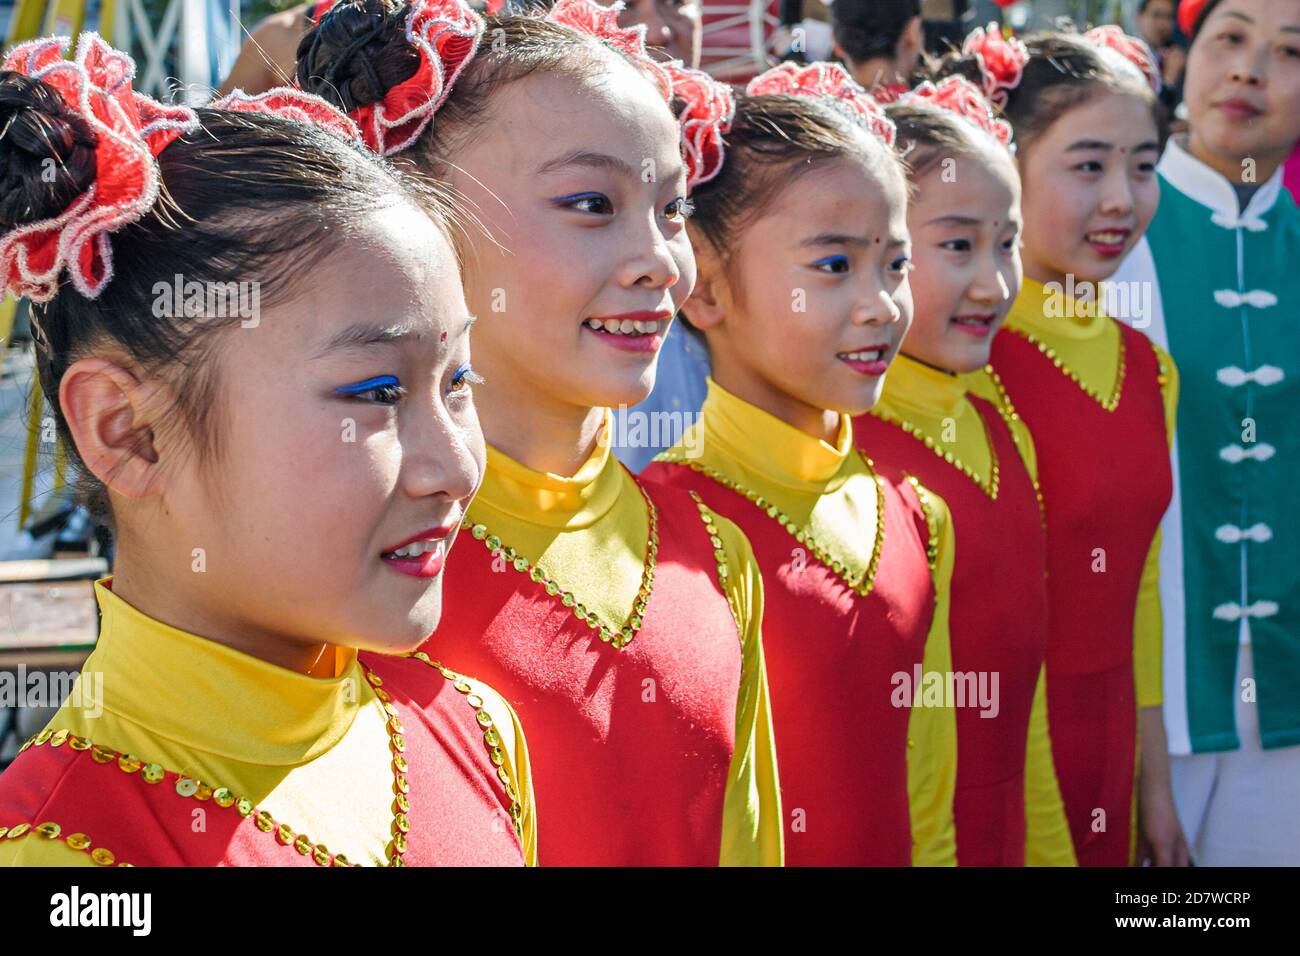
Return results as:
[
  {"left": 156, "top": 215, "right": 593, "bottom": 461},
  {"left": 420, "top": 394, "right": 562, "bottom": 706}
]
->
[
  {"left": 1018, "top": 91, "right": 1161, "bottom": 286},
  {"left": 1184, "top": 0, "right": 1300, "bottom": 177},
  {"left": 618, "top": 0, "right": 703, "bottom": 68},
  {"left": 904, "top": 139, "right": 1022, "bottom": 373},
  {"left": 151, "top": 202, "right": 484, "bottom": 656},
  {"left": 693, "top": 153, "right": 913, "bottom": 428},
  {"left": 445, "top": 60, "right": 695, "bottom": 415}
]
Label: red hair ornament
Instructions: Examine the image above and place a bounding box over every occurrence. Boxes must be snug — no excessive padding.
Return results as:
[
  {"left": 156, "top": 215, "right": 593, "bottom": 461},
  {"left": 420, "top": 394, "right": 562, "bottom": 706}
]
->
[
  {"left": 0, "top": 33, "right": 199, "bottom": 303},
  {"left": 1082, "top": 25, "right": 1162, "bottom": 94},
  {"left": 901, "top": 75, "right": 1012, "bottom": 146},
  {"left": 961, "top": 22, "right": 1028, "bottom": 107},
  {"left": 212, "top": 86, "right": 363, "bottom": 142},
  {"left": 746, "top": 62, "right": 895, "bottom": 147},
  {"left": 344, "top": 0, "right": 485, "bottom": 156}
]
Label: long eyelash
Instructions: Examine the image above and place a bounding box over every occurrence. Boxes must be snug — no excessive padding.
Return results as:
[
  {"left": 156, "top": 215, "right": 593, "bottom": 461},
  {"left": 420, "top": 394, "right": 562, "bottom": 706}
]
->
[
  {"left": 334, "top": 375, "right": 400, "bottom": 396},
  {"left": 453, "top": 364, "right": 486, "bottom": 388},
  {"left": 678, "top": 198, "right": 696, "bottom": 219}
]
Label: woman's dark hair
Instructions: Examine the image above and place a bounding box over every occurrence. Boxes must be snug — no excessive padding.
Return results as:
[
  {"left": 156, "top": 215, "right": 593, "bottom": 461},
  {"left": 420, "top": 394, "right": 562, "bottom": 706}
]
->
[
  {"left": 921, "top": 31, "right": 1167, "bottom": 157},
  {"left": 297, "top": 0, "right": 671, "bottom": 178},
  {"left": 0, "top": 70, "right": 450, "bottom": 530},
  {"left": 686, "top": 92, "right": 904, "bottom": 290},
  {"left": 831, "top": 0, "right": 921, "bottom": 65},
  {"left": 886, "top": 100, "right": 1008, "bottom": 180}
]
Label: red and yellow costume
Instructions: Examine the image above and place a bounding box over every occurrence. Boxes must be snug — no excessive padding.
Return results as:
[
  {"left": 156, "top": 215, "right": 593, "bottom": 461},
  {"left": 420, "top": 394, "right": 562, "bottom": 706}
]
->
[
  {"left": 642, "top": 379, "right": 957, "bottom": 866},
  {"left": 0, "top": 579, "right": 534, "bottom": 866},
  {"left": 966, "top": 278, "right": 1177, "bottom": 866},
  {"left": 858, "top": 353, "right": 1075, "bottom": 866},
  {"left": 428, "top": 410, "right": 783, "bottom": 866}
]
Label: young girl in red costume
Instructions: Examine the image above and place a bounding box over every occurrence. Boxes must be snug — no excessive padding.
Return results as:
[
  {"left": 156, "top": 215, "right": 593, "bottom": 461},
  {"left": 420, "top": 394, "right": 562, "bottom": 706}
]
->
[
  {"left": 299, "top": 0, "right": 782, "bottom": 865},
  {"left": 948, "top": 24, "right": 1188, "bottom": 866},
  {"left": 855, "top": 77, "right": 1075, "bottom": 866},
  {"left": 0, "top": 33, "right": 534, "bottom": 866},
  {"left": 642, "top": 63, "right": 959, "bottom": 867}
]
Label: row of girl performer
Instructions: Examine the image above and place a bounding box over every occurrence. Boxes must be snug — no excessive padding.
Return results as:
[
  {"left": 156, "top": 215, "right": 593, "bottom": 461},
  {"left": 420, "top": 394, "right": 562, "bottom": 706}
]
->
[{"left": 0, "top": 0, "right": 1209, "bottom": 869}]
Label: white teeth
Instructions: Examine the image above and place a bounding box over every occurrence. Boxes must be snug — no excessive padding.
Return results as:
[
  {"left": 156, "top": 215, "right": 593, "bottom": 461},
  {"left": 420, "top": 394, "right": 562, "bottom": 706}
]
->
[
  {"left": 840, "top": 348, "right": 885, "bottom": 361},
  {"left": 583, "top": 318, "right": 662, "bottom": 336},
  {"left": 389, "top": 539, "right": 442, "bottom": 559},
  {"left": 1089, "top": 231, "right": 1125, "bottom": 243}
]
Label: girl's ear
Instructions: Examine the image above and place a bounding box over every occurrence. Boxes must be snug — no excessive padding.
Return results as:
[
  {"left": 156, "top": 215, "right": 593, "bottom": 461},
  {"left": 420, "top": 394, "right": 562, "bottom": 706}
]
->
[
  {"left": 58, "top": 357, "right": 168, "bottom": 501},
  {"left": 680, "top": 234, "right": 730, "bottom": 332}
]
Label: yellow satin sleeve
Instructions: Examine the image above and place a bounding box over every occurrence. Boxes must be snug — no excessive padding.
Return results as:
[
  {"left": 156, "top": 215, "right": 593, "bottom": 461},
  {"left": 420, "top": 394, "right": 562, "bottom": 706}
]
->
[
  {"left": 1023, "top": 664, "right": 1077, "bottom": 865},
  {"left": 709, "top": 505, "right": 785, "bottom": 867},
  {"left": 1134, "top": 342, "right": 1179, "bottom": 709},
  {"left": 905, "top": 483, "right": 958, "bottom": 867}
]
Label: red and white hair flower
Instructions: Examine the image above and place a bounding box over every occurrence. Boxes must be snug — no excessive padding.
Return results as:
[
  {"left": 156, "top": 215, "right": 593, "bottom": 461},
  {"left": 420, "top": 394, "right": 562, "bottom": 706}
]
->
[
  {"left": 661, "top": 61, "right": 734, "bottom": 191},
  {"left": 746, "top": 62, "right": 895, "bottom": 147},
  {"left": 212, "top": 86, "right": 363, "bottom": 143},
  {"left": 0, "top": 32, "right": 199, "bottom": 303},
  {"left": 547, "top": 0, "right": 673, "bottom": 100},
  {"left": 902, "top": 75, "right": 1013, "bottom": 146},
  {"left": 1083, "top": 25, "right": 1162, "bottom": 94},
  {"left": 349, "top": 0, "right": 484, "bottom": 156},
  {"left": 961, "top": 21, "right": 1029, "bottom": 107}
]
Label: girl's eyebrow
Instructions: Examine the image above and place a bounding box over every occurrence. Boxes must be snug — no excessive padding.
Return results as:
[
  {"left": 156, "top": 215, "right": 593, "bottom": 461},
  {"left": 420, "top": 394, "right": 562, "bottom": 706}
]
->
[
  {"left": 924, "top": 214, "right": 983, "bottom": 227},
  {"left": 314, "top": 317, "right": 474, "bottom": 358},
  {"left": 536, "top": 149, "right": 686, "bottom": 184},
  {"left": 800, "top": 232, "right": 910, "bottom": 249}
]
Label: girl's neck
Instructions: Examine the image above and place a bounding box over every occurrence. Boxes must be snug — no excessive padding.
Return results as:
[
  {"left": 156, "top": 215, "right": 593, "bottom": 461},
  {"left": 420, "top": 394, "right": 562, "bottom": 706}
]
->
[
  {"left": 474, "top": 380, "right": 607, "bottom": 478},
  {"left": 107, "top": 549, "right": 340, "bottom": 677},
  {"left": 710, "top": 353, "right": 841, "bottom": 446}
]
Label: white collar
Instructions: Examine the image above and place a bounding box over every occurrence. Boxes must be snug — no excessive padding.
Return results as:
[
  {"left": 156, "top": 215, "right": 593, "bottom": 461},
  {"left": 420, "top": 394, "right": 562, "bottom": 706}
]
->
[{"left": 1157, "top": 134, "right": 1281, "bottom": 230}]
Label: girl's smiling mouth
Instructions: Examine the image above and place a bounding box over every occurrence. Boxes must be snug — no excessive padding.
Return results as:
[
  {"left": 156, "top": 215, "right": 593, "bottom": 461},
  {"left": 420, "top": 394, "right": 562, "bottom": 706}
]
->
[
  {"left": 581, "top": 310, "right": 672, "bottom": 353},
  {"left": 382, "top": 525, "right": 457, "bottom": 578}
]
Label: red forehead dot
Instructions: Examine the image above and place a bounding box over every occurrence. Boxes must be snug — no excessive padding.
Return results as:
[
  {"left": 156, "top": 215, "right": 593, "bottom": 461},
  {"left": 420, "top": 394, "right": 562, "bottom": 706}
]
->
[{"left": 440, "top": 331, "right": 448, "bottom": 343}]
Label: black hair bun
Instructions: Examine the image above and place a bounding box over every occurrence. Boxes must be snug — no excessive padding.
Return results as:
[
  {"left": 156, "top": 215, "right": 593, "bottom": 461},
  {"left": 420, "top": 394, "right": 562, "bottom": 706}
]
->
[
  {"left": 0, "top": 72, "right": 98, "bottom": 230},
  {"left": 296, "top": 0, "right": 421, "bottom": 112}
]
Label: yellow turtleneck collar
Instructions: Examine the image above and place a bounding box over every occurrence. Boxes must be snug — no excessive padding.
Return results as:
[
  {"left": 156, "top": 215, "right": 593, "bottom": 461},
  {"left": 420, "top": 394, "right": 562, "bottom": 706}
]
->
[
  {"left": 83, "top": 577, "right": 364, "bottom": 767},
  {"left": 881, "top": 353, "right": 968, "bottom": 419},
  {"left": 699, "top": 377, "right": 854, "bottom": 491},
  {"left": 475, "top": 409, "right": 625, "bottom": 531},
  {"left": 1008, "top": 276, "right": 1109, "bottom": 341}
]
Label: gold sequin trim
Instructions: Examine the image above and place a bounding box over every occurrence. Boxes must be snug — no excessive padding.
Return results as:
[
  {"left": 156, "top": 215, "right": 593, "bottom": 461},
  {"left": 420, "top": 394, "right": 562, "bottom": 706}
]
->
[
  {"left": 1006, "top": 322, "right": 1127, "bottom": 412},
  {"left": 687, "top": 492, "right": 744, "bottom": 642},
  {"left": 461, "top": 479, "right": 659, "bottom": 650},
  {"left": 653, "top": 452, "right": 887, "bottom": 597},
  {"left": 980, "top": 364, "right": 1047, "bottom": 525},
  {"left": 870, "top": 408, "right": 1001, "bottom": 500},
  {"left": 0, "top": 821, "right": 130, "bottom": 866},
  {"left": 17, "top": 674, "right": 409, "bottom": 868},
  {"left": 903, "top": 476, "right": 942, "bottom": 575},
  {"left": 406, "top": 653, "right": 526, "bottom": 841}
]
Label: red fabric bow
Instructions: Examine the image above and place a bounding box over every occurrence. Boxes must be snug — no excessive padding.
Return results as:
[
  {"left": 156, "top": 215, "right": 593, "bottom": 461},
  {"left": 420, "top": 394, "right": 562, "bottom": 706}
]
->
[
  {"left": 0, "top": 32, "right": 199, "bottom": 303},
  {"left": 661, "top": 61, "right": 733, "bottom": 191},
  {"left": 547, "top": 0, "right": 672, "bottom": 100},
  {"left": 746, "top": 62, "right": 895, "bottom": 147},
  {"left": 961, "top": 21, "right": 1029, "bottom": 107},
  {"left": 212, "top": 86, "right": 363, "bottom": 143},
  {"left": 1083, "top": 25, "right": 1162, "bottom": 94},
  {"left": 902, "top": 76, "right": 1013, "bottom": 146},
  {"left": 350, "top": 0, "right": 484, "bottom": 156}
]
